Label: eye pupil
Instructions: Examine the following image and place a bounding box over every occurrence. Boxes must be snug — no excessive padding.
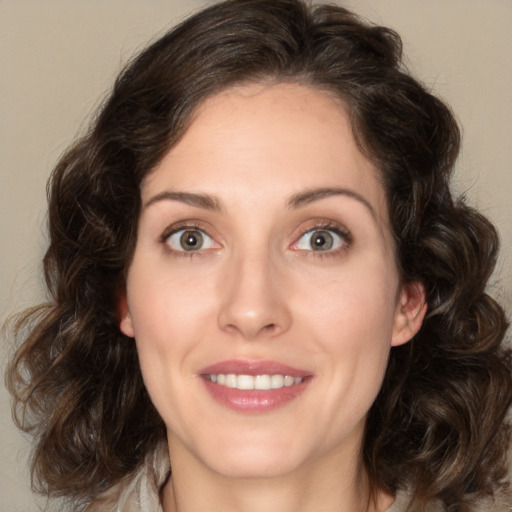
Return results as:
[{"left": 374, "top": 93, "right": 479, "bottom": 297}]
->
[
  {"left": 180, "top": 230, "right": 203, "bottom": 251},
  {"left": 311, "top": 230, "right": 333, "bottom": 250}
]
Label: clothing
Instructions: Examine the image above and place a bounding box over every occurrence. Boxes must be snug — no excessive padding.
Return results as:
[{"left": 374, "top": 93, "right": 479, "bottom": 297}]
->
[
  {"left": 89, "top": 444, "right": 510, "bottom": 512},
  {"left": 385, "top": 491, "right": 413, "bottom": 512},
  {"left": 97, "top": 484, "right": 510, "bottom": 512}
]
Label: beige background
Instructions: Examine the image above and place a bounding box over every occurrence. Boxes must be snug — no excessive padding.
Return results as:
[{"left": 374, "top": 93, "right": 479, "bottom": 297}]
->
[{"left": 1, "top": 1, "right": 511, "bottom": 510}]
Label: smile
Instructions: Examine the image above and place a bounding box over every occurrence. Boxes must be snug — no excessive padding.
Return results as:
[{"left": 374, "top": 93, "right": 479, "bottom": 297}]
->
[
  {"left": 200, "top": 360, "right": 312, "bottom": 412},
  {"left": 206, "top": 374, "right": 304, "bottom": 390}
]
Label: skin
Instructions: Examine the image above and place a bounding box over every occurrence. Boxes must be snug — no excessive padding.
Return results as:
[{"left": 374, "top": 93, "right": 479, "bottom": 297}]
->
[{"left": 120, "top": 82, "right": 426, "bottom": 512}]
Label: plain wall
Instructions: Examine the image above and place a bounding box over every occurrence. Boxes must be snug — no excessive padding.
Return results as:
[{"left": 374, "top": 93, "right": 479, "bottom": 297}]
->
[{"left": 1, "top": 1, "right": 511, "bottom": 510}]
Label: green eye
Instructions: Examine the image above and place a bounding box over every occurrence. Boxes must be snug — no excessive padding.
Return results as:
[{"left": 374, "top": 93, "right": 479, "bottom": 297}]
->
[
  {"left": 166, "top": 229, "right": 214, "bottom": 251},
  {"left": 296, "top": 229, "right": 346, "bottom": 252}
]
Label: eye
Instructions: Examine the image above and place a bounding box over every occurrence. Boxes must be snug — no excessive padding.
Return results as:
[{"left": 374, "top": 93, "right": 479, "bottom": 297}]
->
[
  {"left": 295, "top": 228, "right": 347, "bottom": 252},
  {"left": 165, "top": 228, "right": 216, "bottom": 252}
]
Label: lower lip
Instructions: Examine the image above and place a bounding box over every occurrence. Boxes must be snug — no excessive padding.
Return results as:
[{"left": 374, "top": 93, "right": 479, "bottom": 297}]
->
[{"left": 202, "top": 377, "right": 309, "bottom": 413}]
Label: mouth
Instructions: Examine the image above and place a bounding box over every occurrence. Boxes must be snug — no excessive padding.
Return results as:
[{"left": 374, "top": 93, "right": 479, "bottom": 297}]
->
[
  {"left": 204, "top": 374, "right": 304, "bottom": 390},
  {"left": 199, "top": 360, "right": 312, "bottom": 413}
]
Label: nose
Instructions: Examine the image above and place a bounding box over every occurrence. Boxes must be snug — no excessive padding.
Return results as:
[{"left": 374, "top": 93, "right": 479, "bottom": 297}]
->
[{"left": 217, "top": 251, "right": 292, "bottom": 341}]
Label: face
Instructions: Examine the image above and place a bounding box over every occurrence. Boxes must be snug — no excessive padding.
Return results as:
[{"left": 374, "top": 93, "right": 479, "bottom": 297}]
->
[{"left": 120, "top": 83, "right": 425, "bottom": 480}]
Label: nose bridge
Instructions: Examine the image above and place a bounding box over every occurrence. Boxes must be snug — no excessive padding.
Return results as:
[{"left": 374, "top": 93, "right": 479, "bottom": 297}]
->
[{"left": 217, "top": 244, "right": 291, "bottom": 340}]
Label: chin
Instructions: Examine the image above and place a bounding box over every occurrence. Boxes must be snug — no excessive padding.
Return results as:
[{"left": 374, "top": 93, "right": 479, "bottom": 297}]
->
[
  {"left": 195, "top": 433, "right": 309, "bottom": 479},
  {"left": 210, "top": 453, "right": 303, "bottom": 480}
]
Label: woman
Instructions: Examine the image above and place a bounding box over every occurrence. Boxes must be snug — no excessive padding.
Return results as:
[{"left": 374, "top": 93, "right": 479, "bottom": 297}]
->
[{"left": 5, "top": 0, "right": 511, "bottom": 511}]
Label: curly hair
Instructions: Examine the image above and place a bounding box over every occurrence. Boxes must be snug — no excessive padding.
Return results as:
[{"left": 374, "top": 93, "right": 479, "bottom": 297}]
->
[{"left": 6, "top": 0, "right": 511, "bottom": 510}]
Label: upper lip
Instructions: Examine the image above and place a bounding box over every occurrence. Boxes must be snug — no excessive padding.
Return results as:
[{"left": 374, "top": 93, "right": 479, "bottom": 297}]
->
[{"left": 200, "top": 359, "right": 311, "bottom": 378}]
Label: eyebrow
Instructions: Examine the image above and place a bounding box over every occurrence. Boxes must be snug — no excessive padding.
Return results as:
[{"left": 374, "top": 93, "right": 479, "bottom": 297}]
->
[
  {"left": 287, "top": 187, "right": 376, "bottom": 219},
  {"left": 143, "top": 186, "right": 376, "bottom": 219},
  {"left": 143, "top": 191, "right": 223, "bottom": 212}
]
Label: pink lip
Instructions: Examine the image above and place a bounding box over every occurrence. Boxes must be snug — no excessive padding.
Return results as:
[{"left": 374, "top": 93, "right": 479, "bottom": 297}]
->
[
  {"left": 199, "top": 359, "right": 312, "bottom": 414},
  {"left": 200, "top": 359, "right": 310, "bottom": 377}
]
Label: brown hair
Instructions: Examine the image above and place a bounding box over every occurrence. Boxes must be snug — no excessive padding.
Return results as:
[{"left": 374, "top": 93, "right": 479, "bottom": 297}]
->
[{"left": 6, "top": 1, "right": 511, "bottom": 510}]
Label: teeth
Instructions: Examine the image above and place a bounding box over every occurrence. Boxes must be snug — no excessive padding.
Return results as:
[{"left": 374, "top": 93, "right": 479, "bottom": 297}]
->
[
  {"left": 206, "top": 373, "right": 304, "bottom": 390},
  {"left": 284, "top": 375, "right": 295, "bottom": 386},
  {"left": 225, "top": 374, "right": 237, "bottom": 388},
  {"left": 255, "top": 374, "right": 270, "bottom": 390},
  {"left": 237, "top": 374, "right": 254, "bottom": 390},
  {"left": 271, "top": 374, "right": 284, "bottom": 388}
]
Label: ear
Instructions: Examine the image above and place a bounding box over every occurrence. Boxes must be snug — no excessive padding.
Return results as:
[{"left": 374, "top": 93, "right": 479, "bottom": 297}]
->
[
  {"left": 118, "top": 292, "right": 135, "bottom": 338},
  {"left": 391, "top": 281, "right": 427, "bottom": 347}
]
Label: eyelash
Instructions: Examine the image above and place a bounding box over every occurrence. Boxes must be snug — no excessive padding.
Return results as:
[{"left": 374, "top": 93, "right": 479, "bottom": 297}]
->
[
  {"left": 291, "top": 221, "right": 352, "bottom": 258},
  {"left": 158, "top": 220, "right": 352, "bottom": 258},
  {"left": 159, "top": 221, "right": 215, "bottom": 258}
]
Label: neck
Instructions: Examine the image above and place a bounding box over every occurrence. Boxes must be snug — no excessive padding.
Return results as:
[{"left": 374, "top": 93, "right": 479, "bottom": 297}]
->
[{"left": 161, "top": 437, "right": 393, "bottom": 512}]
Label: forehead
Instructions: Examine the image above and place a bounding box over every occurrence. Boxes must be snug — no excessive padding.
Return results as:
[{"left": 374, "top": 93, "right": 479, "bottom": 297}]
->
[
  {"left": 142, "top": 82, "right": 388, "bottom": 227},
  {"left": 167, "top": 82, "right": 359, "bottom": 164}
]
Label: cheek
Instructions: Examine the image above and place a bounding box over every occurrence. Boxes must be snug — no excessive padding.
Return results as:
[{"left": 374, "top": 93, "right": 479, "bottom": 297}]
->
[
  {"left": 125, "top": 266, "right": 219, "bottom": 410},
  {"left": 301, "top": 257, "right": 398, "bottom": 343},
  {"left": 128, "top": 264, "right": 215, "bottom": 338},
  {"left": 314, "top": 287, "right": 395, "bottom": 387},
  {"left": 299, "top": 260, "right": 398, "bottom": 402}
]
